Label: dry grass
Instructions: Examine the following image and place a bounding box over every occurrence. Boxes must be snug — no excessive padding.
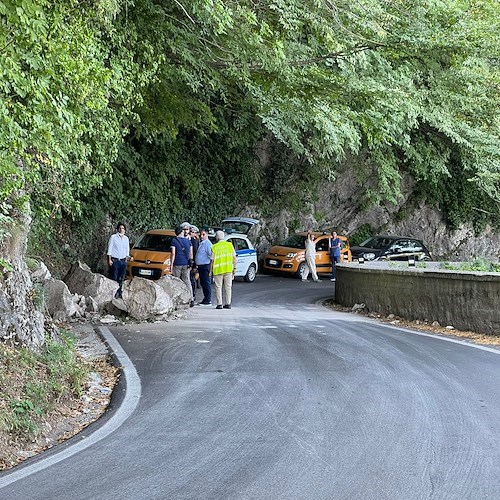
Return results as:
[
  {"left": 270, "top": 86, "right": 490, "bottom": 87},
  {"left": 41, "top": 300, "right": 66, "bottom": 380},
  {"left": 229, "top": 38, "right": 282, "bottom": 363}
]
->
[{"left": 0, "top": 338, "right": 118, "bottom": 471}]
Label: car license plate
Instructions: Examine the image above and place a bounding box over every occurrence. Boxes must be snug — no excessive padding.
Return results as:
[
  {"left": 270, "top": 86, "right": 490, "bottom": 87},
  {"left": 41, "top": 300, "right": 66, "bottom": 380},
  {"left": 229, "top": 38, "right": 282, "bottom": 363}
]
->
[
  {"left": 269, "top": 259, "right": 278, "bottom": 265},
  {"left": 139, "top": 269, "right": 153, "bottom": 276}
]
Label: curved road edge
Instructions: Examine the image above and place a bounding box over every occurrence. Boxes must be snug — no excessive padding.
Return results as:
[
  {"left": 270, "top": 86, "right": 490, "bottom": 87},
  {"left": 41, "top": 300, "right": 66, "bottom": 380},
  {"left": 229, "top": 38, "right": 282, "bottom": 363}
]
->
[
  {"left": 318, "top": 299, "right": 500, "bottom": 356},
  {"left": 0, "top": 326, "right": 142, "bottom": 490}
]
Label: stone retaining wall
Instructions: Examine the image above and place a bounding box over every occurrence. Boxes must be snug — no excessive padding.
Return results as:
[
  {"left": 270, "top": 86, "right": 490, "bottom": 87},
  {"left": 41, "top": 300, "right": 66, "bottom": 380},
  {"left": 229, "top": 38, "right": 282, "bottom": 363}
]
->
[{"left": 335, "top": 263, "right": 500, "bottom": 335}]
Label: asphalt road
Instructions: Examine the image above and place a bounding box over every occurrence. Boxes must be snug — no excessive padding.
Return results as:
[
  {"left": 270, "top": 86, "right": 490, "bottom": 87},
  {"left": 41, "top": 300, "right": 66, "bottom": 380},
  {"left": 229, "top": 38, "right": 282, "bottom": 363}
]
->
[{"left": 2, "top": 275, "right": 500, "bottom": 499}]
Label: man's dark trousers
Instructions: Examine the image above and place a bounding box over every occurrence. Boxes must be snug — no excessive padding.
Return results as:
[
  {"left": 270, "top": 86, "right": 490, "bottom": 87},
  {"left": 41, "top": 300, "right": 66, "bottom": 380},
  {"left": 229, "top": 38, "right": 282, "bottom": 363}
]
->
[{"left": 197, "top": 264, "right": 211, "bottom": 303}]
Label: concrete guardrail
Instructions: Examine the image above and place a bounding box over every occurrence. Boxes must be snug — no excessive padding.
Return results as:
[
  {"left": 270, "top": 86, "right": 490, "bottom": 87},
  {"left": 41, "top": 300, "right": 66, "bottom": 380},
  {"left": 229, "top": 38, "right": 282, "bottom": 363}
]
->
[{"left": 335, "top": 262, "right": 500, "bottom": 335}]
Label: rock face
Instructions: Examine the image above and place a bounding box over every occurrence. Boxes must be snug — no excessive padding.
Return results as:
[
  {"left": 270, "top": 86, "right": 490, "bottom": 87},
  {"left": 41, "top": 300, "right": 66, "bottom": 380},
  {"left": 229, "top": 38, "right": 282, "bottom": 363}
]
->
[
  {"left": 240, "top": 174, "right": 499, "bottom": 263},
  {"left": 0, "top": 208, "right": 45, "bottom": 349}
]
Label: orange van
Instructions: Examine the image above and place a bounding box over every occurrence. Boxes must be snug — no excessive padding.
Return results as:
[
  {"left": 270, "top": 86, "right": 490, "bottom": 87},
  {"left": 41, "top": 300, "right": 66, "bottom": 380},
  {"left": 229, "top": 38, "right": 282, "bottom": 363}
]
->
[
  {"left": 126, "top": 229, "right": 176, "bottom": 280},
  {"left": 263, "top": 232, "right": 352, "bottom": 279}
]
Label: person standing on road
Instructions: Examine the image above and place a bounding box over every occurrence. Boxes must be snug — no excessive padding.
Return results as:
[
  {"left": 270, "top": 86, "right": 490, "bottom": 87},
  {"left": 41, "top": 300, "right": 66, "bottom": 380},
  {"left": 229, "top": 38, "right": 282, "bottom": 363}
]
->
[
  {"left": 210, "top": 230, "right": 237, "bottom": 309},
  {"left": 171, "top": 225, "right": 194, "bottom": 307},
  {"left": 303, "top": 231, "right": 321, "bottom": 282},
  {"left": 189, "top": 225, "right": 200, "bottom": 302},
  {"left": 195, "top": 228, "right": 213, "bottom": 305},
  {"left": 329, "top": 230, "right": 342, "bottom": 282},
  {"left": 107, "top": 223, "right": 130, "bottom": 299}
]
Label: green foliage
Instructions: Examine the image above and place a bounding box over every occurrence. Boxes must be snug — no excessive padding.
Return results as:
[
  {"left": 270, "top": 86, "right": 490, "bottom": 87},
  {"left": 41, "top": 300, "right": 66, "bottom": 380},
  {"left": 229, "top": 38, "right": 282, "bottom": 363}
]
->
[
  {"left": 8, "top": 399, "right": 39, "bottom": 436},
  {"left": 31, "top": 283, "right": 46, "bottom": 311},
  {"left": 416, "top": 151, "right": 500, "bottom": 232},
  {"left": 442, "top": 258, "right": 500, "bottom": 272},
  {"left": 76, "top": 112, "right": 263, "bottom": 233},
  {"left": 0, "top": 0, "right": 143, "bottom": 230},
  {"left": 0, "top": 258, "right": 13, "bottom": 273},
  {"left": 0, "top": 331, "right": 89, "bottom": 438},
  {"left": 0, "top": 0, "right": 499, "bottom": 269},
  {"left": 349, "top": 224, "right": 376, "bottom": 246}
]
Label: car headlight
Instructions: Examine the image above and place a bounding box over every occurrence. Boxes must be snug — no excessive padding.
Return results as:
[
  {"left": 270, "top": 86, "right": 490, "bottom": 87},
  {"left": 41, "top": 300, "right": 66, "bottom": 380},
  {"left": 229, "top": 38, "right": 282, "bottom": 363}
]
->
[
  {"left": 364, "top": 253, "right": 376, "bottom": 260},
  {"left": 163, "top": 258, "right": 171, "bottom": 265},
  {"left": 286, "top": 252, "right": 297, "bottom": 258}
]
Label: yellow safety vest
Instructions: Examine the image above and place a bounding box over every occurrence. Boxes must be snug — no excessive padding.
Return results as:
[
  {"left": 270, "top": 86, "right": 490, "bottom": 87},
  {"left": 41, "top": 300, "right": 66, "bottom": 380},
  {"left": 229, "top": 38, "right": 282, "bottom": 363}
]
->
[{"left": 212, "top": 240, "right": 234, "bottom": 275}]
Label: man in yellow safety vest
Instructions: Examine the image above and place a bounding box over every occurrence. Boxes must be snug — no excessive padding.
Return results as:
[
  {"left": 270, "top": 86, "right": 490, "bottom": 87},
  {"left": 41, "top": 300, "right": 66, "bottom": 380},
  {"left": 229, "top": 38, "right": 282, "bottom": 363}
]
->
[{"left": 210, "top": 230, "right": 237, "bottom": 309}]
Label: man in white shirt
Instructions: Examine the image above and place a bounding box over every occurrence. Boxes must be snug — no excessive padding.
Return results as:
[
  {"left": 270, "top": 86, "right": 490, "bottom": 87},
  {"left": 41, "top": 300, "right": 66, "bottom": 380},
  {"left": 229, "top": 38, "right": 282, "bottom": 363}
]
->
[{"left": 107, "top": 223, "right": 130, "bottom": 298}]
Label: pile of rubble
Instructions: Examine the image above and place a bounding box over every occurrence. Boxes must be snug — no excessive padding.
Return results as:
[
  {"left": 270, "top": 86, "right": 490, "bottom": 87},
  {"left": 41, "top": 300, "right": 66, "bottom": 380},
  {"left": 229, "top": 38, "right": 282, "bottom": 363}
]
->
[{"left": 31, "top": 261, "right": 192, "bottom": 323}]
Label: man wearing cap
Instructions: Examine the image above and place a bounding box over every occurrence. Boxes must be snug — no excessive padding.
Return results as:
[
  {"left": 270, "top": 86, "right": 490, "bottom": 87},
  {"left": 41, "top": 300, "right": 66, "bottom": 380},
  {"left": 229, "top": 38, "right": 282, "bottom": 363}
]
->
[
  {"left": 210, "top": 230, "right": 237, "bottom": 309},
  {"left": 171, "top": 225, "right": 194, "bottom": 307},
  {"left": 180, "top": 222, "right": 191, "bottom": 239},
  {"left": 189, "top": 225, "right": 200, "bottom": 301}
]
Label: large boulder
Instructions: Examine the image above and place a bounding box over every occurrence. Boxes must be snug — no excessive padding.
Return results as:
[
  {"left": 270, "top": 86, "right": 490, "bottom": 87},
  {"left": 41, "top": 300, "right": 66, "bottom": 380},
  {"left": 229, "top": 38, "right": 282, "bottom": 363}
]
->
[
  {"left": 156, "top": 275, "right": 192, "bottom": 309},
  {"left": 122, "top": 278, "right": 173, "bottom": 320},
  {"left": 44, "top": 278, "right": 82, "bottom": 322},
  {"left": 63, "top": 261, "right": 117, "bottom": 309}
]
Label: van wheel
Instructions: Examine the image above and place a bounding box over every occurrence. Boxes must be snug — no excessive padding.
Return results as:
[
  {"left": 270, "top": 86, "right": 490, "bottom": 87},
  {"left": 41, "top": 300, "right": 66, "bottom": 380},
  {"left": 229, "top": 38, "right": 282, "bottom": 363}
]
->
[
  {"left": 295, "top": 262, "right": 307, "bottom": 279},
  {"left": 244, "top": 264, "right": 256, "bottom": 282}
]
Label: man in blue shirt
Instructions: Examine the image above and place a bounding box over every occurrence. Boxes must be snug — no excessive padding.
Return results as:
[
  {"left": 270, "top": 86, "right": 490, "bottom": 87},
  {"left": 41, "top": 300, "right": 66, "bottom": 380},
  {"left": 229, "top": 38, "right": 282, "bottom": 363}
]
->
[
  {"left": 329, "top": 230, "right": 342, "bottom": 282},
  {"left": 171, "top": 226, "right": 194, "bottom": 306},
  {"left": 195, "top": 228, "right": 213, "bottom": 305}
]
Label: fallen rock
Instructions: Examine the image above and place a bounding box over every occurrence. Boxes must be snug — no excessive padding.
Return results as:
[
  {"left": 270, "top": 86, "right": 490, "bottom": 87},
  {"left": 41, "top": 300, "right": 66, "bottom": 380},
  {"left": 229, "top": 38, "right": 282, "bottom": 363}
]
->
[
  {"left": 63, "top": 261, "right": 117, "bottom": 309},
  {"left": 124, "top": 278, "right": 174, "bottom": 320},
  {"left": 99, "top": 315, "right": 119, "bottom": 324},
  {"left": 44, "top": 278, "right": 81, "bottom": 321},
  {"left": 352, "top": 303, "right": 366, "bottom": 313},
  {"left": 156, "top": 275, "right": 192, "bottom": 309}
]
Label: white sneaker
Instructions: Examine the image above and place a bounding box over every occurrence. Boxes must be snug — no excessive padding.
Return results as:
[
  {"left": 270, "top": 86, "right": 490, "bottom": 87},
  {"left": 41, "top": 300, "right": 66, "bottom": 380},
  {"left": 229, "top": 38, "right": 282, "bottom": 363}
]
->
[{"left": 330, "top": 278, "right": 336, "bottom": 282}]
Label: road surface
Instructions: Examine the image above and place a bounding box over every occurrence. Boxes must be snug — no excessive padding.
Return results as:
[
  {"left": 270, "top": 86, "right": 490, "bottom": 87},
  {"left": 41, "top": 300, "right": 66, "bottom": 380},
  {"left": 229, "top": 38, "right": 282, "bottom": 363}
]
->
[{"left": 1, "top": 275, "right": 500, "bottom": 499}]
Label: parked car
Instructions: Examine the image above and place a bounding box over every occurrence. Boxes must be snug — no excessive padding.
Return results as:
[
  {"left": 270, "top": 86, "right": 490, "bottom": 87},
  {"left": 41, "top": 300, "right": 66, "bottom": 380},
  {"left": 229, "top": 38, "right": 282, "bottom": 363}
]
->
[
  {"left": 350, "top": 235, "right": 432, "bottom": 262},
  {"left": 126, "top": 229, "right": 176, "bottom": 280},
  {"left": 263, "top": 232, "right": 352, "bottom": 279},
  {"left": 128, "top": 218, "right": 260, "bottom": 282},
  {"left": 208, "top": 230, "right": 258, "bottom": 282}
]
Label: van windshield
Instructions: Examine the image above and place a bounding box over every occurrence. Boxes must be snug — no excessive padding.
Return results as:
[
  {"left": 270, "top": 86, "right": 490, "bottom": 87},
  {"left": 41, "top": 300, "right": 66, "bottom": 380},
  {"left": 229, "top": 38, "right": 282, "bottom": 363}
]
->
[
  {"left": 281, "top": 235, "right": 306, "bottom": 248},
  {"left": 134, "top": 234, "right": 173, "bottom": 252}
]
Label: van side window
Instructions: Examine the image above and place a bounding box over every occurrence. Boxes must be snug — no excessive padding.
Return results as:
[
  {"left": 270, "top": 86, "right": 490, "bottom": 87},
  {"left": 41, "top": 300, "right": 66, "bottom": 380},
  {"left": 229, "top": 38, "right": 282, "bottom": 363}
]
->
[{"left": 316, "top": 238, "right": 329, "bottom": 252}]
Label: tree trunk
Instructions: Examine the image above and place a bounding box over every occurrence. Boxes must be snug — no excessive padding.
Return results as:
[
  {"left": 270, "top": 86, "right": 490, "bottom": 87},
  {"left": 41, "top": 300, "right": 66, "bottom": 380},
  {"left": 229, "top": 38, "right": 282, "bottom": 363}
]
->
[{"left": 0, "top": 205, "right": 45, "bottom": 350}]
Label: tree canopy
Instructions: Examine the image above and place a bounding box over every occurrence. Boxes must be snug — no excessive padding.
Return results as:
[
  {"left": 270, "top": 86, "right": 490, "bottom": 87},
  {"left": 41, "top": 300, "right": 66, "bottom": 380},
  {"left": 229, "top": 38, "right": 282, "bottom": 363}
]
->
[{"left": 1, "top": 0, "right": 499, "bottom": 242}]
